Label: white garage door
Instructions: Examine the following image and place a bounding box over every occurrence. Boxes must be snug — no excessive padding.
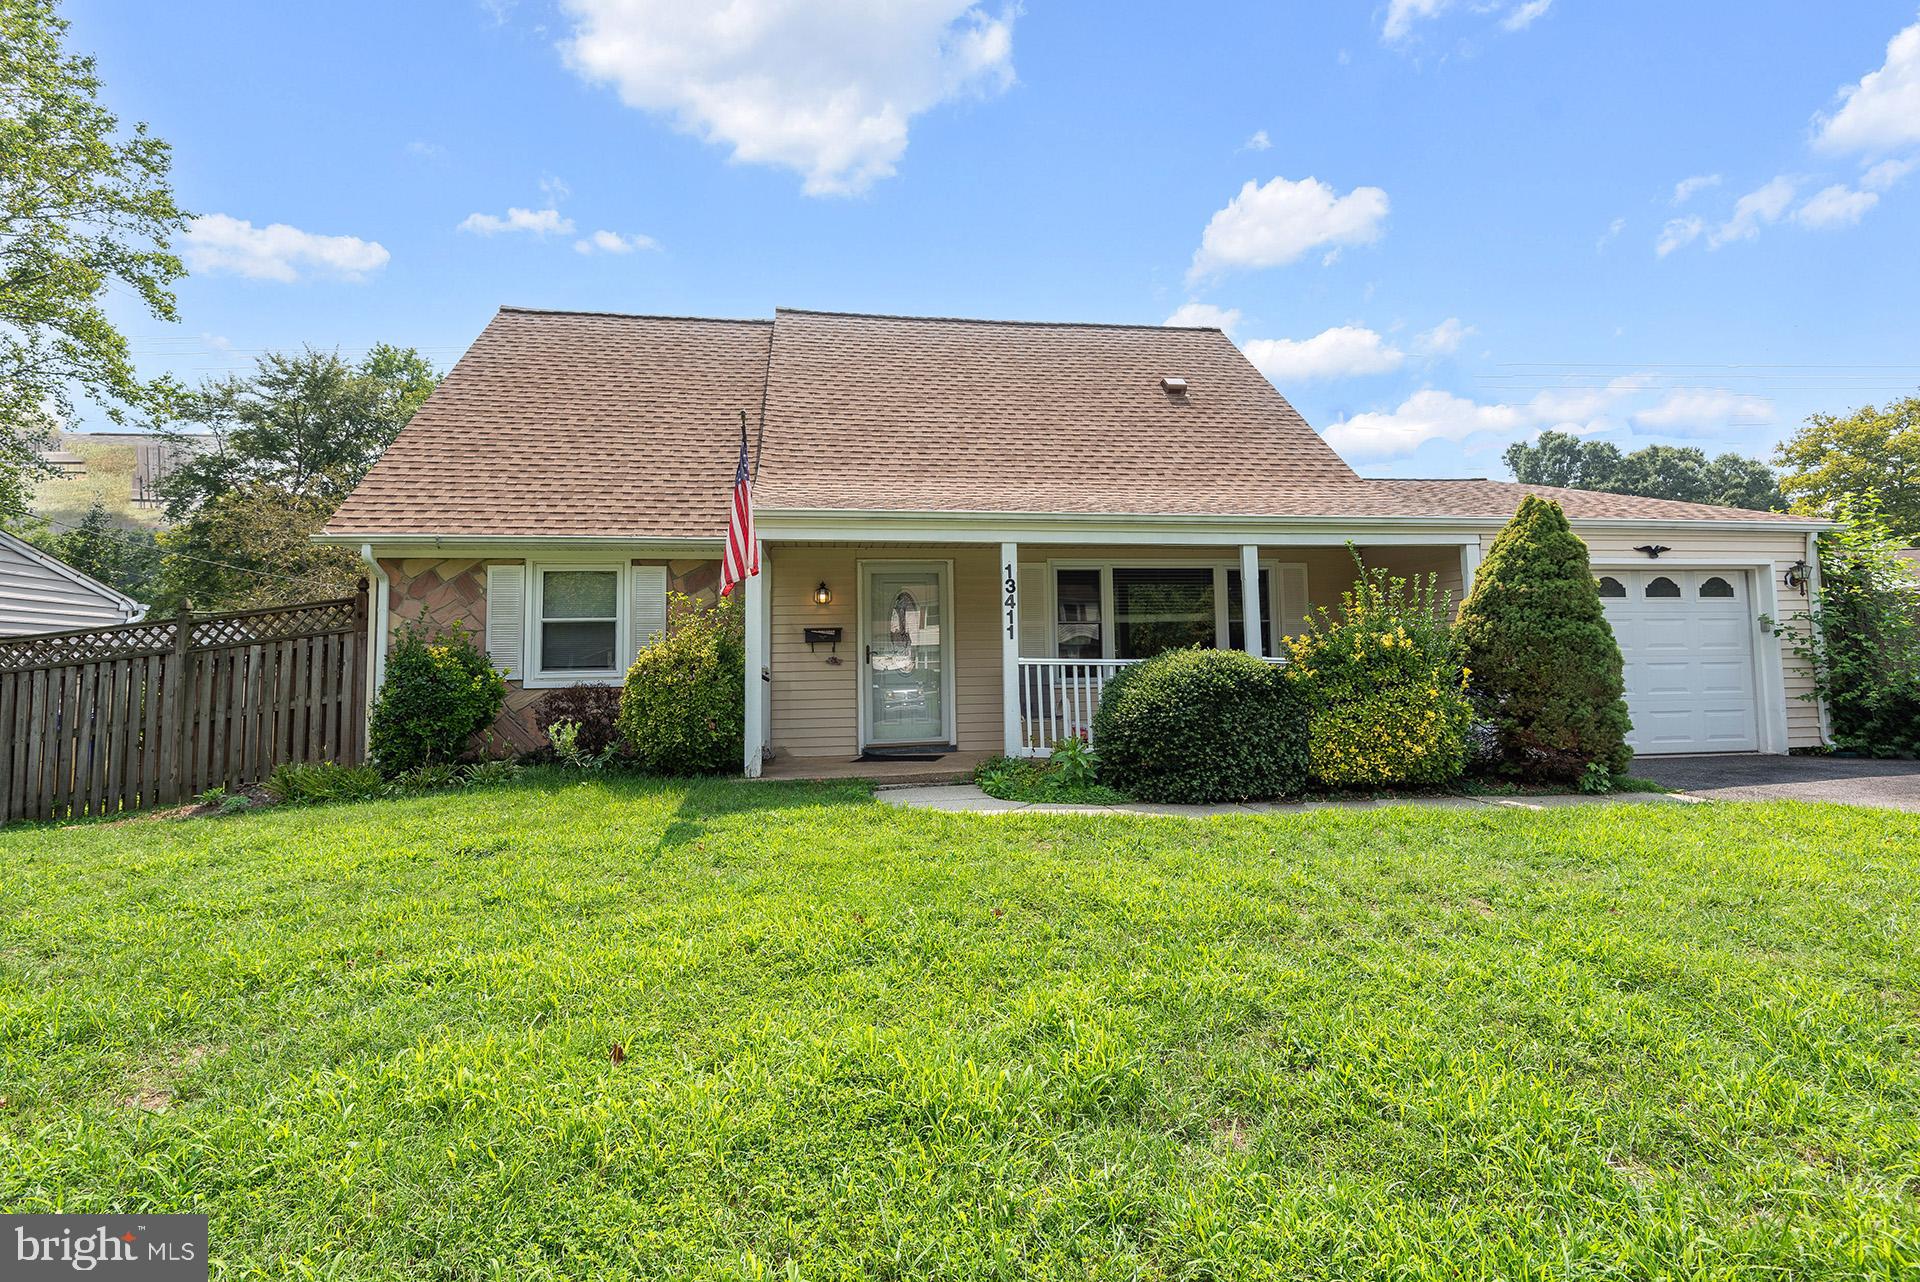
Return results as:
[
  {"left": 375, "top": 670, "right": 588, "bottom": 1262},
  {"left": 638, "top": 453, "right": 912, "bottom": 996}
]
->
[{"left": 1598, "top": 569, "right": 1759, "bottom": 754}]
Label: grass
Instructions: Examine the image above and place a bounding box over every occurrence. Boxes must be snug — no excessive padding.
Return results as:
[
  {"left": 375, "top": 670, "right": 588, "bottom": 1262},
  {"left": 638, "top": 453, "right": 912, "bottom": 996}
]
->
[
  {"left": 2, "top": 774, "right": 1919, "bottom": 1278},
  {"left": 29, "top": 436, "right": 163, "bottom": 533}
]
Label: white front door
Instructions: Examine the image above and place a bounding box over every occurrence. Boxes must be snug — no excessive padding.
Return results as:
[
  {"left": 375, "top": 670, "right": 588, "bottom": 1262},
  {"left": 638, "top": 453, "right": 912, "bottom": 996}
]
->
[
  {"left": 860, "top": 562, "right": 952, "bottom": 747},
  {"left": 1599, "top": 569, "right": 1760, "bottom": 754}
]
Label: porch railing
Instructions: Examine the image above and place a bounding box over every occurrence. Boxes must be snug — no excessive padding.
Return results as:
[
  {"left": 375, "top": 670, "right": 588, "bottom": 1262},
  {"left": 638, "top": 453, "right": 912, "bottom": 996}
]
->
[{"left": 1013, "top": 654, "right": 1285, "bottom": 755}]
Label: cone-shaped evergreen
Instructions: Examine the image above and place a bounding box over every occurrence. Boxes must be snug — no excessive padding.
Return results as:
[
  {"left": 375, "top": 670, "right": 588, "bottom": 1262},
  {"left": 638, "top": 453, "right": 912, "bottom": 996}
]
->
[{"left": 1455, "top": 495, "right": 1633, "bottom": 778}]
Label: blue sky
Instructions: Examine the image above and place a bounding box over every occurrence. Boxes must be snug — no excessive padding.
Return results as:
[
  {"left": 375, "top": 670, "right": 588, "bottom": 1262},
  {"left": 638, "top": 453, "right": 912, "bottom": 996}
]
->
[{"left": 67, "top": 0, "right": 1920, "bottom": 478}]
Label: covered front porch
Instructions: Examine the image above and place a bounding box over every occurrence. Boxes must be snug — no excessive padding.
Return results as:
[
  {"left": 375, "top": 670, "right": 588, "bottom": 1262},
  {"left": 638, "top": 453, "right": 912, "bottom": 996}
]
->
[{"left": 740, "top": 530, "right": 1485, "bottom": 776}]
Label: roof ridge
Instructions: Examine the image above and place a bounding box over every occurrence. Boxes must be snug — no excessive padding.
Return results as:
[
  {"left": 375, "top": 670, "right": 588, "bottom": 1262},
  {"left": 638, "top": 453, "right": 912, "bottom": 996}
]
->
[
  {"left": 774, "top": 306, "right": 1221, "bottom": 333},
  {"left": 498, "top": 305, "right": 773, "bottom": 325}
]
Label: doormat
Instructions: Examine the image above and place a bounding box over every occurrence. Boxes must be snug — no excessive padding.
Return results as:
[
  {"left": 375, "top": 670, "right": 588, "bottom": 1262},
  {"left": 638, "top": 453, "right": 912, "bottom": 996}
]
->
[{"left": 855, "top": 750, "right": 947, "bottom": 763}]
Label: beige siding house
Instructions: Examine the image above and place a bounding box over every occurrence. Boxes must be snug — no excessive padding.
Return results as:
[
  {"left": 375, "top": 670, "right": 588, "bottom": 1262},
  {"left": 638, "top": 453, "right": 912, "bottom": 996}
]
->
[
  {"left": 320, "top": 307, "right": 1830, "bottom": 772},
  {"left": 0, "top": 531, "right": 146, "bottom": 637}
]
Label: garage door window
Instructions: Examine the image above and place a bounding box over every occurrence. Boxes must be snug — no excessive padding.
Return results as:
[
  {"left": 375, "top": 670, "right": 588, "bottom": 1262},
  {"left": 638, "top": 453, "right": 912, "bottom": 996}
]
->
[
  {"left": 1596, "top": 575, "right": 1626, "bottom": 598},
  {"left": 1699, "top": 576, "right": 1735, "bottom": 598},
  {"left": 1644, "top": 576, "right": 1681, "bottom": 599}
]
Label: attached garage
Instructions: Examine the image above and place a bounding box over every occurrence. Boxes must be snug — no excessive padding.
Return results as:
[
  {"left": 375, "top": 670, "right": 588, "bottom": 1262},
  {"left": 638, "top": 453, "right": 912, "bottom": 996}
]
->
[{"left": 1598, "top": 568, "right": 1761, "bottom": 755}]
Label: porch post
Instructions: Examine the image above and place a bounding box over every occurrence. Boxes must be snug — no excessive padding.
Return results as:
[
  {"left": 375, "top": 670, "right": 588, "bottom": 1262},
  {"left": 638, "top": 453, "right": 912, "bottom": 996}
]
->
[
  {"left": 1238, "top": 543, "right": 1263, "bottom": 657},
  {"left": 1460, "top": 538, "right": 1483, "bottom": 602},
  {"left": 1001, "top": 542, "right": 1020, "bottom": 757},
  {"left": 743, "top": 539, "right": 766, "bottom": 778}
]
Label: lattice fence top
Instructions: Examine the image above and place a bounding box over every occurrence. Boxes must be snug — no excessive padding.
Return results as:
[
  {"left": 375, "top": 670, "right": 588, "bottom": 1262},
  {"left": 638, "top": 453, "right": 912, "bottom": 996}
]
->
[{"left": 0, "top": 596, "right": 363, "bottom": 671}]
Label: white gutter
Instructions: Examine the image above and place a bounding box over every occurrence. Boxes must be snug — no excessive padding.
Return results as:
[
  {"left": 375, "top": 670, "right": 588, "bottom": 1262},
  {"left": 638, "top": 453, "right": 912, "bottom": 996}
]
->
[
  {"left": 360, "top": 543, "right": 389, "bottom": 755},
  {"left": 758, "top": 505, "right": 1833, "bottom": 528},
  {"left": 314, "top": 533, "right": 725, "bottom": 552},
  {"left": 1806, "top": 529, "right": 1832, "bottom": 745}
]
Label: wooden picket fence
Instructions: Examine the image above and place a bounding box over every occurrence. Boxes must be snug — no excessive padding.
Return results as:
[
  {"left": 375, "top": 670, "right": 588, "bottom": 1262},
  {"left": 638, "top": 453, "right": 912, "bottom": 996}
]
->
[{"left": 0, "top": 587, "right": 368, "bottom": 823}]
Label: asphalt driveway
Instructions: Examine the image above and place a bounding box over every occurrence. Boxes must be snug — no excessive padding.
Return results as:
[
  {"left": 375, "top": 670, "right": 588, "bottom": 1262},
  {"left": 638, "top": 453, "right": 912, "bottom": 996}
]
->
[{"left": 1638, "top": 754, "right": 1920, "bottom": 812}]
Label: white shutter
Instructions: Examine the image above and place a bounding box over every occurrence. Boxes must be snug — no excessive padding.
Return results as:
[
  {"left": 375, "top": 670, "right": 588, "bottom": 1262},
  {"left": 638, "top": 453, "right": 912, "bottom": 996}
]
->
[
  {"left": 1276, "top": 565, "right": 1309, "bottom": 642},
  {"left": 1018, "top": 563, "right": 1049, "bottom": 658},
  {"left": 631, "top": 565, "right": 668, "bottom": 658},
  {"left": 485, "top": 563, "right": 526, "bottom": 679}
]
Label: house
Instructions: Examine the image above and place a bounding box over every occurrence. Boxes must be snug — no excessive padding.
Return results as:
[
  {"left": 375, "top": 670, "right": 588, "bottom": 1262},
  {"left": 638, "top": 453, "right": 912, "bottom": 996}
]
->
[
  {"left": 319, "top": 306, "right": 1830, "bottom": 773},
  {"left": 0, "top": 530, "right": 146, "bottom": 637}
]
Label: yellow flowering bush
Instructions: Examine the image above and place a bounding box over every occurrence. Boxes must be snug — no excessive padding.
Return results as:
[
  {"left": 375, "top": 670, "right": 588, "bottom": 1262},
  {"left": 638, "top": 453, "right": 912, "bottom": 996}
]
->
[
  {"left": 1309, "top": 682, "right": 1476, "bottom": 786},
  {"left": 1283, "top": 555, "right": 1474, "bottom": 788}
]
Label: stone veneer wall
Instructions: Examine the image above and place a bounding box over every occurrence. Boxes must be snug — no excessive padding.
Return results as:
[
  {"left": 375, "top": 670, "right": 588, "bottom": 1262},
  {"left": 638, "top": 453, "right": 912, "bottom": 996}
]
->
[{"left": 377, "top": 556, "right": 721, "bottom": 756}]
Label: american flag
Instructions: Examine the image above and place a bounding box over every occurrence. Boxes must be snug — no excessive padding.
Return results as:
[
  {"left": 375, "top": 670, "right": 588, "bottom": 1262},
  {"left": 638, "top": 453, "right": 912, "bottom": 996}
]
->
[{"left": 720, "top": 412, "right": 758, "bottom": 596}]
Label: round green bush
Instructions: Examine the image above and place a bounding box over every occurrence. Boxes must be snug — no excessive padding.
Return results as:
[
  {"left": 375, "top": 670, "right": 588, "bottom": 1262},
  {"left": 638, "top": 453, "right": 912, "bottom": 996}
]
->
[
  {"left": 368, "top": 621, "right": 507, "bottom": 777},
  {"left": 617, "top": 593, "right": 745, "bottom": 774},
  {"left": 1091, "top": 648, "right": 1309, "bottom": 803}
]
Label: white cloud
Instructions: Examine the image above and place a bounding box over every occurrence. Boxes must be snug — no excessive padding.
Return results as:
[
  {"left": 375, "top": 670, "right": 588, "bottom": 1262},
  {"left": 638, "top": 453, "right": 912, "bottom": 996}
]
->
[
  {"left": 1671, "top": 173, "right": 1721, "bottom": 205},
  {"left": 1863, "top": 156, "right": 1918, "bottom": 190},
  {"left": 1631, "top": 390, "right": 1774, "bottom": 436},
  {"left": 1794, "top": 183, "right": 1879, "bottom": 229},
  {"left": 1162, "top": 303, "right": 1242, "bottom": 334},
  {"left": 1240, "top": 129, "right": 1271, "bottom": 152},
  {"left": 573, "top": 229, "right": 660, "bottom": 254},
  {"left": 1813, "top": 18, "right": 1920, "bottom": 155},
  {"left": 1655, "top": 215, "right": 1703, "bottom": 257},
  {"left": 1596, "top": 216, "right": 1626, "bottom": 250},
  {"left": 1189, "top": 175, "right": 1389, "bottom": 280},
  {"left": 1245, "top": 326, "right": 1405, "bottom": 383},
  {"left": 1412, "top": 316, "right": 1474, "bottom": 356},
  {"left": 182, "top": 214, "right": 390, "bottom": 283},
  {"left": 1501, "top": 0, "right": 1552, "bottom": 32},
  {"left": 1321, "top": 380, "right": 1734, "bottom": 462},
  {"left": 1323, "top": 390, "right": 1527, "bottom": 460},
  {"left": 1706, "top": 176, "right": 1798, "bottom": 248},
  {"left": 558, "top": 0, "right": 1015, "bottom": 196},
  {"left": 1382, "top": 0, "right": 1549, "bottom": 40},
  {"left": 458, "top": 207, "right": 575, "bottom": 236}
]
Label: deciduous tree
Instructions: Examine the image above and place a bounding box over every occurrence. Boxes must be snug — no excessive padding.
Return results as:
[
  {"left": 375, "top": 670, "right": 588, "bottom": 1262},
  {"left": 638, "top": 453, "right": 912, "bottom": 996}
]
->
[
  {"left": 1, "top": 0, "right": 187, "bottom": 525},
  {"left": 158, "top": 345, "right": 438, "bottom": 515},
  {"left": 1775, "top": 395, "right": 1920, "bottom": 539},
  {"left": 26, "top": 499, "right": 161, "bottom": 602},
  {"left": 150, "top": 344, "right": 439, "bottom": 611},
  {"left": 1503, "top": 430, "right": 1782, "bottom": 512}
]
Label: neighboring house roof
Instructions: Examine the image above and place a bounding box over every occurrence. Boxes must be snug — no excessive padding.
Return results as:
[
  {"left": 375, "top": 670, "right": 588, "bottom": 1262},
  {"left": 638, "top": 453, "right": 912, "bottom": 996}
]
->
[
  {"left": 323, "top": 306, "right": 1819, "bottom": 538},
  {"left": 0, "top": 530, "right": 146, "bottom": 637}
]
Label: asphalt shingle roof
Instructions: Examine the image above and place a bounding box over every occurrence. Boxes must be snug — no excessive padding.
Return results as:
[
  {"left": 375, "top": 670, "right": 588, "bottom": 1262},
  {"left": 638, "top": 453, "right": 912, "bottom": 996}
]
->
[{"left": 323, "top": 306, "right": 1815, "bottom": 537}]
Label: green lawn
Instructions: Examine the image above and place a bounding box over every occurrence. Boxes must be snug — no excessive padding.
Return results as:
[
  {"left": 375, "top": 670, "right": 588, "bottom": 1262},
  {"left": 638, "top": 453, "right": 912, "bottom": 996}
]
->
[{"left": 3, "top": 775, "right": 1918, "bottom": 1279}]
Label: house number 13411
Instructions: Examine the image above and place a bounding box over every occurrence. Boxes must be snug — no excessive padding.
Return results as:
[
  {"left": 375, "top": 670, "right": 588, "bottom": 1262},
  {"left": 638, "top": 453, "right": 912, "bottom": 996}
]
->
[{"left": 1003, "top": 564, "right": 1017, "bottom": 639}]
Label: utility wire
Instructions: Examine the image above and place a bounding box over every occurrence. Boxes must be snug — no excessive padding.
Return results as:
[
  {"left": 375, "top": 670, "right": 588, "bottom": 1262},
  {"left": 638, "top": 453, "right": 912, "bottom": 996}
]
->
[{"left": 34, "top": 514, "right": 353, "bottom": 594}]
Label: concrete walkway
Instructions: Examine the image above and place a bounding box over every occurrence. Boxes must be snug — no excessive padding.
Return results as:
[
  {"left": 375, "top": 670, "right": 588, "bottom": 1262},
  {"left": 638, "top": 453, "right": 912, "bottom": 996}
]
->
[{"left": 876, "top": 783, "right": 1696, "bottom": 817}]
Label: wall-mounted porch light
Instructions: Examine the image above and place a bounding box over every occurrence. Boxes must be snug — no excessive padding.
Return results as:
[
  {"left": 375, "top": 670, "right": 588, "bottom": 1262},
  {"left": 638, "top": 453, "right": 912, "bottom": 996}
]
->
[
  {"left": 813, "top": 581, "right": 832, "bottom": 605},
  {"left": 1784, "top": 560, "right": 1811, "bottom": 597}
]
